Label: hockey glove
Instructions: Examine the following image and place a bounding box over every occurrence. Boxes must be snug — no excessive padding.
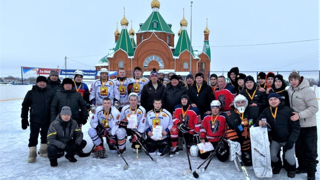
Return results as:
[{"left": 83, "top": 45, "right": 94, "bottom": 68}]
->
[
  {"left": 114, "top": 99, "right": 121, "bottom": 110},
  {"left": 177, "top": 123, "right": 190, "bottom": 134},
  {"left": 131, "top": 130, "right": 142, "bottom": 143},
  {"left": 21, "top": 118, "right": 29, "bottom": 130},
  {"left": 285, "top": 141, "right": 294, "bottom": 150},
  {"left": 119, "top": 119, "right": 128, "bottom": 128},
  {"left": 90, "top": 105, "right": 96, "bottom": 114},
  {"left": 109, "top": 139, "right": 117, "bottom": 149},
  {"left": 96, "top": 124, "right": 107, "bottom": 137}
]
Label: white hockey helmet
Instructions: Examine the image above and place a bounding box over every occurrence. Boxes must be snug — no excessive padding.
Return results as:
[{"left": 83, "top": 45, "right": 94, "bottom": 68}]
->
[
  {"left": 233, "top": 94, "right": 248, "bottom": 113},
  {"left": 190, "top": 145, "right": 199, "bottom": 157},
  {"left": 74, "top": 69, "right": 84, "bottom": 76},
  {"left": 210, "top": 100, "right": 221, "bottom": 108},
  {"left": 128, "top": 92, "right": 139, "bottom": 99},
  {"left": 100, "top": 68, "right": 109, "bottom": 75}
]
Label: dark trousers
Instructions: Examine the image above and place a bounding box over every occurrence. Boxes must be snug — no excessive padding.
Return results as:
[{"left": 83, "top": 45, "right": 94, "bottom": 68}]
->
[
  {"left": 47, "top": 140, "right": 86, "bottom": 159},
  {"left": 146, "top": 137, "right": 170, "bottom": 153},
  {"left": 295, "top": 127, "right": 318, "bottom": 175},
  {"left": 28, "top": 122, "right": 49, "bottom": 147}
]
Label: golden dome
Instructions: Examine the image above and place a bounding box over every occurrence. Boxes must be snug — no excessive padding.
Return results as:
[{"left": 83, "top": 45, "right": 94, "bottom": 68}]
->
[
  {"left": 114, "top": 29, "right": 120, "bottom": 36},
  {"left": 129, "top": 25, "right": 135, "bottom": 35},
  {"left": 204, "top": 18, "right": 210, "bottom": 34},
  {"left": 180, "top": 9, "right": 188, "bottom": 26},
  {"left": 120, "top": 7, "right": 128, "bottom": 26},
  {"left": 151, "top": 0, "right": 160, "bottom": 8},
  {"left": 178, "top": 28, "right": 181, "bottom": 36}
]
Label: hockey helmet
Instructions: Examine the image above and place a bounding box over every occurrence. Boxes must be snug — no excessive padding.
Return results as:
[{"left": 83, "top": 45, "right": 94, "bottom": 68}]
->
[
  {"left": 216, "top": 139, "right": 230, "bottom": 162},
  {"left": 74, "top": 69, "right": 84, "bottom": 77},
  {"left": 100, "top": 68, "right": 109, "bottom": 75},
  {"left": 210, "top": 100, "right": 221, "bottom": 108},
  {"left": 190, "top": 145, "right": 199, "bottom": 157},
  {"left": 233, "top": 94, "right": 248, "bottom": 113}
]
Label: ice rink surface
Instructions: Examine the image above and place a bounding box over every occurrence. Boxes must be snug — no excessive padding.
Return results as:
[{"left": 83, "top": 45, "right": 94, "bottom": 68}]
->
[{"left": 0, "top": 99, "right": 319, "bottom": 180}]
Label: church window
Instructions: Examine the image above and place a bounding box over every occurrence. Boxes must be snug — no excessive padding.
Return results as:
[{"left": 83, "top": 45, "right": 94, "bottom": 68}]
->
[
  {"left": 183, "top": 62, "right": 188, "bottom": 69},
  {"left": 118, "top": 61, "right": 123, "bottom": 68}
]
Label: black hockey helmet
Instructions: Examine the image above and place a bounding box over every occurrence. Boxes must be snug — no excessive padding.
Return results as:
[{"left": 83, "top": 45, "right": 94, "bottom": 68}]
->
[{"left": 216, "top": 139, "right": 230, "bottom": 162}]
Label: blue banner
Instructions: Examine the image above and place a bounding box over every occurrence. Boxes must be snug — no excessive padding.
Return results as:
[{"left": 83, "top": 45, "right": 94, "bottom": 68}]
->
[
  {"left": 22, "top": 67, "right": 38, "bottom": 74},
  {"left": 60, "top": 69, "right": 97, "bottom": 76}
]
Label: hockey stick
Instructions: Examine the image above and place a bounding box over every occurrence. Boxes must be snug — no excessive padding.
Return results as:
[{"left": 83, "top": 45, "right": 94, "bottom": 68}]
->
[
  {"left": 132, "top": 130, "right": 156, "bottom": 162},
  {"left": 105, "top": 134, "right": 129, "bottom": 170},
  {"left": 236, "top": 152, "right": 250, "bottom": 180},
  {"left": 182, "top": 136, "right": 193, "bottom": 175}
]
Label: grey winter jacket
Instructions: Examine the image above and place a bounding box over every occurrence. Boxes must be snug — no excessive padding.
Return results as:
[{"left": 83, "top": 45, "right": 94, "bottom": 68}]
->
[
  {"left": 47, "top": 115, "right": 83, "bottom": 149},
  {"left": 287, "top": 77, "right": 318, "bottom": 127}
]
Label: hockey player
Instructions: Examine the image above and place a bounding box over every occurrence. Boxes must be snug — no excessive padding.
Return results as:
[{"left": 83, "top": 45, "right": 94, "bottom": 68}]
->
[
  {"left": 119, "top": 92, "right": 147, "bottom": 152},
  {"left": 90, "top": 68, "right": 115, "bottom": 112},
  {"left": 225, "top": 94, "right": 259, "bottom": 166},
  {"left": 214, "top": 75, "right": 236, "bottom": 114},
  {"left": 88, "top": 98, "right": 125, "bottom": 158},
  {"left": 129, "top": 67, "right": 149, "bottom": 104},
  {"left": 113, "top": 68, "right": 131, "bottom": 111},
  {"left": 145, "top": 98, "right": 173, "bottom": 156},
  {"left": 170, "top": 94, "right": 201, "bottom": 157},
  {"left": 200, "top": 100, "right": 228, "bottom": 161}
]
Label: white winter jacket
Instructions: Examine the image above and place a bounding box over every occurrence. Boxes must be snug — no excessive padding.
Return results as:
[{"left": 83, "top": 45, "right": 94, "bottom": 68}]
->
[{"left": 287, "top": 77, "right": 318, "bottom": 128}]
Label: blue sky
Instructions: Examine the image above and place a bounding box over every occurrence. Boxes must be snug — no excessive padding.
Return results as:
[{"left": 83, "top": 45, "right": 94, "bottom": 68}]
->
[{"left": 0, "top": 0, "right": 319, "bottom": 78}]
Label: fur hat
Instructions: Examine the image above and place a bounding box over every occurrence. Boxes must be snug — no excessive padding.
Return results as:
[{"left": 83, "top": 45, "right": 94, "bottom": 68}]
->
[
  {"left": 170, "top": 74, "right": 179, "bottom": 81},
  {"left": 62, "top": 78, "right": 74, "bottom": 86},
  {"left": 227, "top": 67, "right": 239, "bottom": 79},
  {"left": 195, "top": 72, "right": 204, "bottom": 79},
  {"left": 236, "top": 73, "right": 246, "bottom": 82},
  {"left": 36, "top": 76, "right": 48, "bottom": 83},
  {"left": 288, "top": 70, "right": 301, "bottom": 81}
]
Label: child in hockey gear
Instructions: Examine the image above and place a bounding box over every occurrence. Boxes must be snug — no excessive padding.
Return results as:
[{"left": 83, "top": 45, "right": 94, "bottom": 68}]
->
[
  {"left": 128, "top": 67, "right": 149, "bottom": 104},
  {"left": 170, "top": 95, "right": 201, "bottom": 157},
  {"left": 145, "top": 99, "right": 173, "bottom": 156},
  {"left": 47, "top": 106, "right": 87, "bottom": 167},
  {"left": 215, "top": 76, "right": 236, "bottom": 114},
  {"left": 113, "top": 68, "right": 131, "bottom": 111},
  {"left": 88, "top": 98, "right": 125, "bottom": 158},
  {"left": 225, "top": 94, "right": 259, "bottom": 166},
  {"left": 200, "top": 100, "right": 228, "bottom": 161},
  {"left": 257, "top": 93, "right": 300, "bottom": 178},
  {"left": 119, "top": 92, "right": 147, "bottom": 152},
  {"left": 90, "top": 68, "right": 116, "bottom": 109}
]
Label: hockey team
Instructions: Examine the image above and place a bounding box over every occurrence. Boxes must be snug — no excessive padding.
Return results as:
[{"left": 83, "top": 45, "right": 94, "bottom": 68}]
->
[{"left": 21, "top": 67, "right": 318, "bottom": 180}]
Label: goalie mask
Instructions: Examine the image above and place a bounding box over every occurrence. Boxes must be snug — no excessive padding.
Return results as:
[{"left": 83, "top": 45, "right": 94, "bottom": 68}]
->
[
  {"left": 216, "top": 139, "right": 230, "bottom": 162},
  {"left": 190, "top": 145, "right": 199, "bottom": 157},
  {"left": 233, "top": 94, "right": 248, "bottom": 113}
]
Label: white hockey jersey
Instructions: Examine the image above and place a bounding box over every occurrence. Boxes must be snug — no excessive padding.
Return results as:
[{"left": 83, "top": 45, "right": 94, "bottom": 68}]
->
[
  {"left": 90, "top": 79, "right": 115, "bottom": 106},
  {"left": 113, "top": 77, "right": 131, "bottom": 107},
  {"left": 129, "top": 77, "right": 149, "bottom": 103},
  {"left": 120, "top": 105, "right": 146, "bottom": 134},
  {"left": 90, "top": 106, "right": 121, "bottom": 136},
  {"left": 145, "top": 109, "right": 173, "bottom": 140}
]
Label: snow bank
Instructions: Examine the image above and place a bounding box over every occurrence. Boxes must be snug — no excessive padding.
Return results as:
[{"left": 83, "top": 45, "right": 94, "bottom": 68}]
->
[{"left": 0, "top": 85, "right": 32, "bottom": 101}]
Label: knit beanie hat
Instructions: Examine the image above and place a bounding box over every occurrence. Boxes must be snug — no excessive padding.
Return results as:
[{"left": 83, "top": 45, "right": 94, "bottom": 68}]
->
[
  {"left": 268, "top": 93, "right": 281, "bottom": 101},
  {"left": 195, "top": 72, "right": 204, "bottom": 79},
  {"left": 62, "top": 78, "right": 73, "bottom": 86},
  {"left": 186, "top": 74, "right": 194, "bottom": 80},
  {"left": 36, "top": 76, "right": 48, "bottom": 83},
  {"left": 266, "top": 72, "right": 275, "bottom": 79},
  {"left": 60, "top": 106, "right": 72, "bottom": 116},
  {"left": 150, "top": 68, "right": 158, "bottom": 76},
  {"left": 244, "top": 75, "right": 255, "bottom": 84},
  {"left": 181, "top": 94, "right": 190, "bottom": 101},
  {"left": 170, "top": 74, "right": 179, "bottom": 81},
  {"left": 257, "top": 72, "right": 266, "bottom": 80},
  {"left": 274, "top": 74, "right": 284, "bottom": 82},
  {"left": 49, "top": 70, "right": 59, "bottom": 77},
  {"left": 288, "top": 70, "right": 301, "bottom": 81}
]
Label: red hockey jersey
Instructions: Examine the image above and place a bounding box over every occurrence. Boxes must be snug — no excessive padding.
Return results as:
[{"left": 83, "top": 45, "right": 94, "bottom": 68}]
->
[
  {"left": 214, "top": 84, "right": 236, "bottom": 112},
  {"left": 173, "top": 104, "right": 201, "bottom": 134},
  {"left": 200, "top": 113, "right": 226, "bottom": 142}
]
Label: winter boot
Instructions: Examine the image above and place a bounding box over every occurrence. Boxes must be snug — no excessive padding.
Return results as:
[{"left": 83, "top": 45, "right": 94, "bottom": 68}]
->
[
  {"left": 296, "top": 166, "right": 307, "bottom": 174},
  {"left": 50, "top": 158, "right": 58, "bottom": 167},
  {"left": 39, "top": 144, "right": 48, "bottom": 158},
  {"left": 169, "top": 146, "right": 179, "bottom": 157},
  {"left": 271, "top": 160, "right": 282, "bottom": 174},
  {"left": 77, "top": 150, "right": 91, "bottom": 157},
  {"left": 65, "top": 154, "right": 77, "bottom": 162},
  {"left": 28, "top": 146, "right": 37, "bottom": 163},
  {"left": 287, "top": 164, "right": 296, "bottom": 178}
]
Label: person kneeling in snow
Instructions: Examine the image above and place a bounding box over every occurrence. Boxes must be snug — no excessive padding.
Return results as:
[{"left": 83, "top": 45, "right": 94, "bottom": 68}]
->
[
  {"left": 47, "top": 106, "right": 87, "bottom": 167},
  {"left": 200, "top": 100, "right": 229, "bottom": 162},
  {"left": 145, "top": 98, "right": 173, "bottom": 156},
  {"left": 88, "top": 97, "right": 126, "bottom": 158}
]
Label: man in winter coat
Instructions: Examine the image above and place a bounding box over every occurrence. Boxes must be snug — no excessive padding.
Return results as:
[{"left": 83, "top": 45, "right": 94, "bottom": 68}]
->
[
  {"left": 46, "top": 70, "right": 61, "bottom": 93},
  {"left": 47, "top": 106, "right": 88, "bottom": 167},
  {"left": 162, "top": 74, "right": 187, "bottom": 114},
  {"left": 287, "top": 70, "right": 319, "bottom": 180},
  {"left": 51, "top": 78, "right": 87, "bottom": 126},
  {"left": 257, "top": 93, "right": 300, "bottom": 178},
  {"left": 141, "top": 68, "right": 165, "bottom": 112},
  {"left": 227, "top": 67, "right": 239, "bottom": 90},
  {"left": 187, "top": 72, "right": 214, "bottom": 118},
  {"left": 21, "top": 76, "right": 55, "bottom": 163}
]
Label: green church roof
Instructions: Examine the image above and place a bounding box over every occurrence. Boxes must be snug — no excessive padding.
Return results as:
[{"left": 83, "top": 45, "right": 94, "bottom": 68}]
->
[
  {"left": 114, "top": 29, "right": 134, "bottom": 56},
  {"left": 99, "top": 55, "right": 109, "bottom": 63},
  {"left": 203, "top": 40, "right": 211, "bottom": 60},
  {"left": 173, "top": 29, "right": 194, "bottom": 57},
  {"left": 130, "top": 37, "right": 136, "bottom": 48},
  {"left": 137, "top": 11, "right": 173, "bottom": 34}
]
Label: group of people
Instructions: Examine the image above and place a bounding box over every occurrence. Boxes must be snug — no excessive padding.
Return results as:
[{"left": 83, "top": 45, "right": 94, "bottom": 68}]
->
[{"left": 21, "top": 66, "right": 318, "bottom": 180}]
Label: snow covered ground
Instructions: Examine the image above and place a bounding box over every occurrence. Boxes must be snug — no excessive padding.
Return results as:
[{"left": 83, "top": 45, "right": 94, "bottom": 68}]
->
[{"left": 0, "top": 99, "right": 319, "bottom": 180}]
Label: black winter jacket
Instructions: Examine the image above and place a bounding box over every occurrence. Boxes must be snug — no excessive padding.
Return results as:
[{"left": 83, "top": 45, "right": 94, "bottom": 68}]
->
[
  {"left": 46, "top": 78, "right": 62, "bottom": 93},
  {"left": 272, "top": 81, "right": 290, "bottom": 107},
  {"left": 239, "top": 84, "right": 267, "bottom": 112},
  {"left": 51, "top": 89, "right": 87, "bottom": 124},
  {"left": 187, "top": 81, "right": 214, "bottom": 118},
  {"left": 162, "top": 82, "right": 187, "bottom": 114},
  {"left": 257, "top": 104, "right": 300, "bottom": 143},
  {"left": 47, "top": 115, "right": 83, "bottom": 149},
  {"left": 141, "top": 81, "right": 165, "bottom": 112},
  {"left": 21, "top": 85, "right": 54, "bottom": 124}
]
